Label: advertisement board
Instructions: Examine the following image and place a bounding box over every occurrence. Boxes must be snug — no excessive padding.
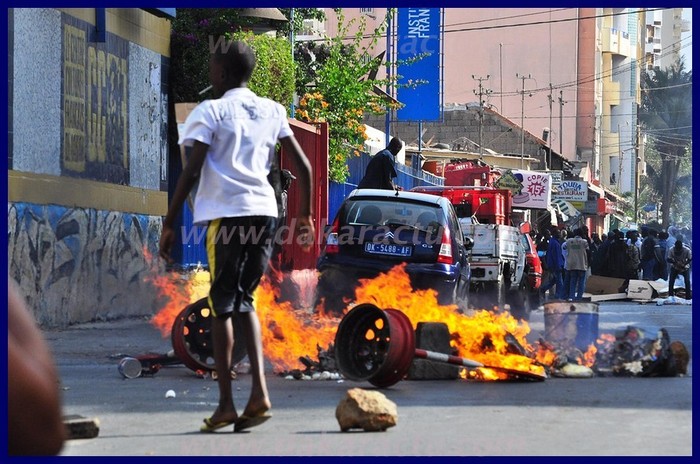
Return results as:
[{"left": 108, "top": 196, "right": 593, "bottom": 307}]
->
[
  {"left": 396, "top": 8, "right": 441, "bottom": 121},
  {"left": 495, "top": 169, "right": 552, "bottom": 210},
  {"left": 554, "top": 180, "right": 588, "bottom": 202}
]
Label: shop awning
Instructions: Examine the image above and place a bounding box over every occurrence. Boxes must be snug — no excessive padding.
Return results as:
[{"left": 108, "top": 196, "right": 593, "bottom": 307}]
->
[
  {"left": 551, "top": 199, "right": 580, "bottom": 221},
  {"left": 587, "top": 182, "right": 605, "bottom": 197}
]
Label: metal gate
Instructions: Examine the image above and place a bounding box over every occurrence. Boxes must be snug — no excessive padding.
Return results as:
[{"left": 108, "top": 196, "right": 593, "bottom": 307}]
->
[{"left": 279, "top": 119, "right": 329, "bottom": 271}]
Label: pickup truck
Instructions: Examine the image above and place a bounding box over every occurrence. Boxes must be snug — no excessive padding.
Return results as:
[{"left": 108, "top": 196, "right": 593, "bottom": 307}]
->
[{"left": 459, "top": 217, "right": 526, "bottom": 310}]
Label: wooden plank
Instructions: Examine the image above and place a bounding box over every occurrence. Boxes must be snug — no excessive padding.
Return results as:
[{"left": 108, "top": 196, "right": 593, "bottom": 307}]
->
[
  {"left": 585, "top": 292, "right": 628, "bottom": 302},
  {"left": 63, "top": 415, "right": 100, "bottom": 440}
]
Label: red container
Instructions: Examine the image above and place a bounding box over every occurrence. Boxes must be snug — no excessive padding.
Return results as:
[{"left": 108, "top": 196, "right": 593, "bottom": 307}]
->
[{"left": 411, "top": 186, "right": 512, "bottom": 225}]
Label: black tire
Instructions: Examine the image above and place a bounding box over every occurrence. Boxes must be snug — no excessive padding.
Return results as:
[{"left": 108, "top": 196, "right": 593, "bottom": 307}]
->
[{"left": 171, "top": 298, "right": 247, "bottom": 373}]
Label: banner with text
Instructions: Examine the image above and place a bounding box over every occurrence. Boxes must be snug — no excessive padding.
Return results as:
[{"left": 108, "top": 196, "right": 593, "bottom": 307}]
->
[{"left": 396, "top": 8, "right": 441, "bottom": 121}]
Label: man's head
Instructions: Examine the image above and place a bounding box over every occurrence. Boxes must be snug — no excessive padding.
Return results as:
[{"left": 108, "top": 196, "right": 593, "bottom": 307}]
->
[
  {"left": 387, "top": 137, "right": 403, "bottom": 156},
  {"left": 209, "top": 41, "right": 256, "bottom": 95}
]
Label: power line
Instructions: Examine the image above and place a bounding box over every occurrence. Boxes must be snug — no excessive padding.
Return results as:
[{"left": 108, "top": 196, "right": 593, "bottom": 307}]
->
[
  {"left": 444, "top": 8, "right": 571, "bottom": 28},
  {"left": 442, "top": 8, "right": 667, "bottom": 34},
  {"left": 310, "top": 8, "right": 669, "bottom": 42}
]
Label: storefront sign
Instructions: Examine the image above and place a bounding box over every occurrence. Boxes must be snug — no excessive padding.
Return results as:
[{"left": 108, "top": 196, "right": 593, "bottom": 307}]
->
[
  {"left": 547, "top": 170, "right": 563, "bottom": 188},
  {"left": 510, "top": 170, "right": 552, "bottom": 210},
  {"left": 553, "top": 180, "right": 588, "bottom": 202}
]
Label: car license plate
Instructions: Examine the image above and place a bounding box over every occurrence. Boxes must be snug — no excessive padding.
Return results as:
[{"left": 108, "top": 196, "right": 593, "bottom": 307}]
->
[{"left": 364, "top": 242, "right": 412, "bottom": 257}]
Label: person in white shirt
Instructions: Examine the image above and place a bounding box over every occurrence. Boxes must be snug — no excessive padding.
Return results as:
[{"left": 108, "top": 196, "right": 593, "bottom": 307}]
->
[{"left": 159, "top": 41, "right": 314, "bottom": 433}]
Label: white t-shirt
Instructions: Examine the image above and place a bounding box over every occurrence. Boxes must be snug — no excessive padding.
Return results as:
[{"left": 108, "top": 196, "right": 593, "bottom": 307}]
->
[{"left": 178, "top": 88, "right": 293, "bottom": 224}]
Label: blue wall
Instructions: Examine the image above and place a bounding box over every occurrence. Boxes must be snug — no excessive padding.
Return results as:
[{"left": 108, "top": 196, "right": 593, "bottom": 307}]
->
[{"left": 327, "top": 151, "right": 444, "bottom": 222}]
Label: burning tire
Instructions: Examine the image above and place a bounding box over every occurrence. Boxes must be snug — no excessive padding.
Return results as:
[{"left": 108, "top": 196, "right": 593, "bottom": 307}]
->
[
  {"left": 171, "top": 297, "right": 248, "bottom": 373},
  {"left": 334, "top": 303, "right": 415, "bottom": 388}
]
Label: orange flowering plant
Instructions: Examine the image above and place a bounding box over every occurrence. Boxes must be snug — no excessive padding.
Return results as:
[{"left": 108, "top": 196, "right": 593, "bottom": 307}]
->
[{"left": 295, "top": 10, "right": 402, "bottom": 183}]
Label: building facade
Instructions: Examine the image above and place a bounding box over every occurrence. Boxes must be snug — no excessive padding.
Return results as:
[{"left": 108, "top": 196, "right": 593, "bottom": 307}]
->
[
  {"left": 8, "top": 8, "right": 173, "bottom": 327},
  {"left": 314, "top": 7, "right": 685, "bottom": 217}
]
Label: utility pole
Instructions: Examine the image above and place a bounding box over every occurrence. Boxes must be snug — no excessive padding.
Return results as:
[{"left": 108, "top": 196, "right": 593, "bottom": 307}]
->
[
  {"left": 516, "top": 73, "right": 533, "bottom": 168},
  {"left": 617, "top": 123, "right": 623, "bottom": 194},
  {"left": 473, "top": 75, "right": 492, "bottom": 159},
  {"left": 499, "top": 43, "right": 503, "bottom": 113},
  {"left": 558, "top": 90, "right": 566, "bottom": 155},
  {"left": 634, "top": 124, "right": 640, "bottom": 224},
  {"left": 547, "top": 83, "right": 554, "bottom": 170}
]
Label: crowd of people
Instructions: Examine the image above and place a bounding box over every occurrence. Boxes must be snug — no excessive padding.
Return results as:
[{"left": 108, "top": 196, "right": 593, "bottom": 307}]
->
[{"left": 534, "top": 224, "right": 692, "bottom": 302}]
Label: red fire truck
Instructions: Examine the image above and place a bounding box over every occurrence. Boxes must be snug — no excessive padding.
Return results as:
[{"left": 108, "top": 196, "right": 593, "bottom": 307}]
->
[{"left": 411, "top": 185, "right": 542, "bottom": 314}]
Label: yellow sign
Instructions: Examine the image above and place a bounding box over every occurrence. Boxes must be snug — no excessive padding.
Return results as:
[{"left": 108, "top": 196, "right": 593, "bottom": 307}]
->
[{"left": 494, "top": 169, "right": 523, "bottom": 195}]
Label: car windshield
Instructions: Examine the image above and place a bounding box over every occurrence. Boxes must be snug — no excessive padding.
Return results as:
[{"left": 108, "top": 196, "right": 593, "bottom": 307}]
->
[{"left": 343, "top": 199, "right": 444, "bottom": 232}]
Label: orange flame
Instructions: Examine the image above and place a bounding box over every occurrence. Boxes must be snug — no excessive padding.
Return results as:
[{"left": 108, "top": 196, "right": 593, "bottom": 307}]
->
[
  {"left": 145, "top": 250, "right": 573, "bottom": 379},
  {"left": 581, "top": 344, "right": 597, "bottom": 367},
  {"left": 143, "top": 249, "right": 210, "bottom": 338},
  {"left": 350, "top": 263, "right": 545, "bottom": 378},
  {"left": 254, "top": 277, "right": 341, "bottom": 372}
]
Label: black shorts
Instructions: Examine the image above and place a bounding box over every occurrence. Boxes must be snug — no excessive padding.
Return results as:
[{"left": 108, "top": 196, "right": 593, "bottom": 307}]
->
[{"left": 206, "top": 216, "right": 277, "bottom": 318}]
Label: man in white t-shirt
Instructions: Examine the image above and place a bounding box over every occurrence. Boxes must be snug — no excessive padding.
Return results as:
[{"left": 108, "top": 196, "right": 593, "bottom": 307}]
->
[{"left": 159, "top": 41, "right": 314, "bottom": 434}]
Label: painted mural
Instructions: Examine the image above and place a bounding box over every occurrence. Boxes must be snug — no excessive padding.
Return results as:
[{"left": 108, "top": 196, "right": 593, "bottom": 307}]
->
[{"left": 8, "top": 203, "right": 164, "bottom": 328}]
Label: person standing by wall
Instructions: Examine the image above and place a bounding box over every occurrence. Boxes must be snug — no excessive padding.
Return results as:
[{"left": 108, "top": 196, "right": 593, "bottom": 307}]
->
[
  {"left": 667, "top": 237, "right": 692, "bottom": 300},
  {"left": 626, "top": 230, "right": 642, "bottom": 280},
  {"left": 640, "top": 228, "right": 658, "bottom": 280},
  {"left": 539, "top": 228, "right": 565, "bottom": 300},
  {"left": 655, "top": 231, "right": 669, "bottom": 281},
  {"left": 564, "top": 228, "right": 590, "bottom": 301},
  {"left": 607, "top": 230, "right": 630, "bottom": 279},
  {"left": 357, "top": 137, "right": 403, "bottom": 190},
  {"left": 159, "top": 41, "right": 315, "bottom": 433}
]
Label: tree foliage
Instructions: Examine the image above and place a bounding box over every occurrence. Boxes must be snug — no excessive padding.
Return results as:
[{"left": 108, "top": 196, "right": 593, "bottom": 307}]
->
[
  {"left": 169, "top": 8, "right": 316, "bottom": 105},
  {"left": 639, "top": 58, "right": 693, "bottom": 229},
  {"left": 294, "top": 10, "right": 402, "bottom": 183}
]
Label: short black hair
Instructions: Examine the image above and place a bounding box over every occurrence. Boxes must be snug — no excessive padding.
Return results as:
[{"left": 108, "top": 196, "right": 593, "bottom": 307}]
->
[
  {"left": 388, "top": 137, "right": 403, "bottom": 154},
  {"left": 213, "top": 40, "right": 256, "bottom": 84}
]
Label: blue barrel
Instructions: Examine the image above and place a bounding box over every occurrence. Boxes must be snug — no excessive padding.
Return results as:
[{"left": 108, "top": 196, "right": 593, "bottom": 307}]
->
[{"left": 543, "top": 301, "right": 599, "bottom": 351}]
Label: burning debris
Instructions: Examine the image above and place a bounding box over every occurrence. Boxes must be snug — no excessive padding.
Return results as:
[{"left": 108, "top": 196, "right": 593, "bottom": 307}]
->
[
  {"left": 281, "top": 343, "right": 343, "bottom": 380},
  {"left": 593, "top": 326, "right": 689, "bottom": 377},
  {"left": 142, "top": 258, "right": 688, "bottom": 383}
]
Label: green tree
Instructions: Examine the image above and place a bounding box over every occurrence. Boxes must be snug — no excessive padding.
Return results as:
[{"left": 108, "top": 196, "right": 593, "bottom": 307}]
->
[
  {"left": 638, "top": 141, "right": 692, "bottom": 228},
  {"left": 169, "top": 8, "right": 321, "bottom": 105},
  {"left": 639, "top": 58, "right": 692, "bottom": 229},
  {"left": 294, "top": 10, "right": 402, "bottom": 183}
]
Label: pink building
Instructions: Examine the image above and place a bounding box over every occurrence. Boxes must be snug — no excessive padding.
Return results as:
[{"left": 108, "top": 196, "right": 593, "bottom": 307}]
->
[{"left": 314, "top": 8, "right": 580, "bottom": 158}]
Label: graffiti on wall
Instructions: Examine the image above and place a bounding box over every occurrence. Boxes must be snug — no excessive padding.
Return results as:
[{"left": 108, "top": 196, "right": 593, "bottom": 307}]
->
[
  {"left": 62, "top": 15, "right": 129, "bottom": 184},
  {"left": 8, "top": 203, "right": 163, "bottom": 328}
]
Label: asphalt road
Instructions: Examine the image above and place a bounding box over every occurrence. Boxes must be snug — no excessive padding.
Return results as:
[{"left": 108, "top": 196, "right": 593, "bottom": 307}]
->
[{"left": 45, "top": 299, "right": 692, "bottom": 457}]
